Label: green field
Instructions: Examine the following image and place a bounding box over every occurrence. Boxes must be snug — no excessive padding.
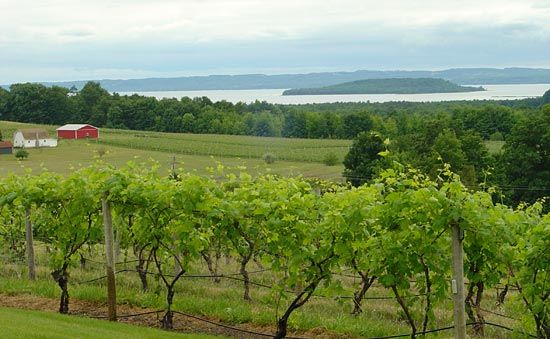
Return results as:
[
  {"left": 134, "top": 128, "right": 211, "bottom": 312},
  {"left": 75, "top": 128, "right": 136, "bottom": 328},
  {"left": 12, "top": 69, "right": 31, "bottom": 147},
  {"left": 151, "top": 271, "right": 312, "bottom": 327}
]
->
[
  {"left": 99, "top": 128, "right": 351, "bottom": 162},
  {"left": 0, "top": 307, "right": 221, "bottom": 339},
  {"left": 0, "top": 121, "right": 346, "bottom": 178},
  {"left": 0, "top": 120, "right": 504, "bottom": 178}
]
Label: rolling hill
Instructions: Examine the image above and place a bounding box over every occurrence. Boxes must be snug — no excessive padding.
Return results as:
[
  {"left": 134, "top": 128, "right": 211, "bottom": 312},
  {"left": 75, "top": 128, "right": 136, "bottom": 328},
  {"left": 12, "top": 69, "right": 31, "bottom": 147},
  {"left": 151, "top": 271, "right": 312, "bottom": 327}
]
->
[{"left": 3, "top": 67, "right": 550, "bottom": 92}]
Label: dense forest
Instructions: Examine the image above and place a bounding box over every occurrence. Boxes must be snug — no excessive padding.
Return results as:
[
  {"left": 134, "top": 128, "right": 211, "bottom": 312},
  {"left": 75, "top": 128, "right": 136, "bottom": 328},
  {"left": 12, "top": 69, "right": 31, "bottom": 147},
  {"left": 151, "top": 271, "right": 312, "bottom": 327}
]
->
[
  {"left": 283, "top": 78, "right": 484, "bottom": 95},
  {"left": 0, "top": 81, "right": 549, "bottom": 210}
]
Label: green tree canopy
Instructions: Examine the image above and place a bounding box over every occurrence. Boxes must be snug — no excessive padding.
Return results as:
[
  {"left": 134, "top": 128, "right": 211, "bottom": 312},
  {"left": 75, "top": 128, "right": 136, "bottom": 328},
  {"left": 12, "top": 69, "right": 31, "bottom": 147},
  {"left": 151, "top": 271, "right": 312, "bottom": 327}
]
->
[
  {"left": 6, "top": 83, "right": 70, "bottom": 124},
  {"left": 431, "top": 128, "right": 466, "bottom": 173},
  {"left": 0, "top": 87, "right": 9, "bottom": 119},
  {"left": 502, "top": 106, "right": 550, "bottom": 210},
  {"left": 542, "top": 89, "right": 550, "bottom": 106},
  {"left": 343, "top": 132, "right": 389, "bottom": 186}
]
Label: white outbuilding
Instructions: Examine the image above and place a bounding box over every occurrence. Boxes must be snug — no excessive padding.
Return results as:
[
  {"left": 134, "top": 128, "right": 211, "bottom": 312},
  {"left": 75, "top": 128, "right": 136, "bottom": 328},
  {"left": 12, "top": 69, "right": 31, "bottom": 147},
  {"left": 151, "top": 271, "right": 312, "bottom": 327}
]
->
[{"left": 13, "top": 129, "right": 58, "bottom": 148}]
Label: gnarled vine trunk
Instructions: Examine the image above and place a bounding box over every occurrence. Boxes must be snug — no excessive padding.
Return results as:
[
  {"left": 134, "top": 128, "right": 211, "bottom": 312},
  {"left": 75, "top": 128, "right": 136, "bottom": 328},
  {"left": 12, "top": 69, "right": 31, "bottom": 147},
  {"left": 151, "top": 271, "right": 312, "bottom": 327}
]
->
[
  {"left": 79, "top": 253, "right": 86, "bottom": 270},
  {"left": 240, "top": 252, "right": 252, "bottom": 301},
  {"left": 420, "top": 257, "right": 432, "bottom": 334},
  {"left": 133, "top": 241, "right": 152, "bottom": 292},
  {"left": 201, "top": 250, "right": 221, "bottom": 283},
  {"left": 391, "top": 285, "right": 416, "bottom": 339},
  {"left": 536, "top": 321, "right": 550, "bottom": 339},
  {"left": 496, "top": 284, "right": 508, "bottom": 305},
  {"left": 351, "top": 273, "right": 376, "bottom": 315},
  {"left": 162, "top": 287, "right": 175, "bottom": 329},
  {"left": 153, "top": 248, "right": 185, "bottom": 330},
  {"left": 465, "top": 281, "right": 485, "bottom": 335},
  {"left": 274, "top": 280, "right": 320, "bottom": 339},
  {"left": 51, "top": 265, "right": 70, "bottom": 314}
]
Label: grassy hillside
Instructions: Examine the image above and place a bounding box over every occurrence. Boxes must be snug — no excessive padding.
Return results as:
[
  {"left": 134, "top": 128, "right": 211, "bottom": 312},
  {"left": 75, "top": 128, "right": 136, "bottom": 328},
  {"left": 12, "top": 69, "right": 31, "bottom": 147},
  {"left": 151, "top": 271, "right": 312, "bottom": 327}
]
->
[
  {"left": 0, "top": 307, "right": 220, "bottom": 339},
  {"left": 0, "top": 121, "right": 346, "bottom": 178},
  {"left": 283, "top": 78, "right": 485, "bottom": 95}
]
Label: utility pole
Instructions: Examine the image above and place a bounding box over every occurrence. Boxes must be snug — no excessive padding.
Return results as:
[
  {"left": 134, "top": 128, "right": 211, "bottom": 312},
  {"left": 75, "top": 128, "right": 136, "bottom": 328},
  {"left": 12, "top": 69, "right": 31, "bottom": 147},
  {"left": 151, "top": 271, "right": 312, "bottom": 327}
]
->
[
  {"left": 102, "top": 194, "right": 117, "bottom": 321},
  {"left": 451, "top": 222, "right": 467, "bottom": 338},
  {"left": 25, "top": 208, "right": 36, "bottom": 280}
]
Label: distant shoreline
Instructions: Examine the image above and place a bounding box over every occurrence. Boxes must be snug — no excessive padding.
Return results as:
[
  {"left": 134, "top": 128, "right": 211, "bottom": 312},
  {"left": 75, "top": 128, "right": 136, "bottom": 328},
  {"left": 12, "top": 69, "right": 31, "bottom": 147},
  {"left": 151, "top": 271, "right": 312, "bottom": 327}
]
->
[{"left": 4, "top": 67, "right": 550, "bottom": 92}]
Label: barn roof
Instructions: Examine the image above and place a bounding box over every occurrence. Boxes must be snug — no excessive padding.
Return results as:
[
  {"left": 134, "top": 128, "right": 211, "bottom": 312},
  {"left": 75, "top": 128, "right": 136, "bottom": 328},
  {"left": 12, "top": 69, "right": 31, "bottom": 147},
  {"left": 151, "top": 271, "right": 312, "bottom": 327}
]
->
[
  {"left": 0, "top": 140, "right": 13, "bottom": 148},
  {"left": 16, "top": 129, "right": 51, "bottom": 140},
  {"left": 56, "top": 124, "right": 98, "bottom": 131}
]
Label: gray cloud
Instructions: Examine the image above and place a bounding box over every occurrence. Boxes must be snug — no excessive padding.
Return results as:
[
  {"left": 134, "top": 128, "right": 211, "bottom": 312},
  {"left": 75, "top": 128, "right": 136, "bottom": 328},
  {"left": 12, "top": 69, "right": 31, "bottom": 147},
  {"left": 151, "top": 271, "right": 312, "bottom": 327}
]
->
[{"left": 1, "top": 0, "right": 549, "bottom": 82}]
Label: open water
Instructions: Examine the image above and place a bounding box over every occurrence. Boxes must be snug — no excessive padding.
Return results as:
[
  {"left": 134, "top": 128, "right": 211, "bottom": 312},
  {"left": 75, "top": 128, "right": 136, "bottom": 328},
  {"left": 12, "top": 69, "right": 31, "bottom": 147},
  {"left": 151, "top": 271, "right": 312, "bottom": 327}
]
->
[{"left": 121, "top": 83, "right": 550, "bottom": 104}]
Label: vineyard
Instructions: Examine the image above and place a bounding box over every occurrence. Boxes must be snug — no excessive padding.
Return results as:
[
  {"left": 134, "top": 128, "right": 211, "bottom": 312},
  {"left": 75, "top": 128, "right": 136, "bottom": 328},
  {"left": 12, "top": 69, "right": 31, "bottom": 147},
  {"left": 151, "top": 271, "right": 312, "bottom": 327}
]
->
[
  {"left": 0, "top": 162, "right": 548, "bottom": 338},
  {"left": 97, "top": 129, "right": 351, "bottom": 163}
]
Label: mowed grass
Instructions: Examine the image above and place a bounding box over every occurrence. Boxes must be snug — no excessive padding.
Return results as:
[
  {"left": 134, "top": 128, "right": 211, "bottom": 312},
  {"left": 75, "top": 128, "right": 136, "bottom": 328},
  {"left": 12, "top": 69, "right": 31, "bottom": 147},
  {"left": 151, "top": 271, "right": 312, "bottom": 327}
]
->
[
  {"left": 0, "top": 307, "right": 221, "bottom": 339},
  {"left": 0, "top": 121, "right": 345, "bottom": 178}
]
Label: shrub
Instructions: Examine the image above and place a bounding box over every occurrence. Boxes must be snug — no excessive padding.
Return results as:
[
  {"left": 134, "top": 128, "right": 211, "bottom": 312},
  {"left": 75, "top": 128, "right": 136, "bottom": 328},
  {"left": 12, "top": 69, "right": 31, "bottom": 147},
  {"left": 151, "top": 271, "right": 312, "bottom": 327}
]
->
[
  {"left": 489, "top": 131, "right": 504, "bottom": 141},
  {"left": 95, "top": 148, "right": 107, "bottom": 158},
  {"left": 262, "top": 153, "right": 276, "bottom": 164},
  {"left": 15, "top": 149, "right": 29, "bottom": 160},
  {"left": 323, "top": 152, "right": 339, "bottom": 166}
]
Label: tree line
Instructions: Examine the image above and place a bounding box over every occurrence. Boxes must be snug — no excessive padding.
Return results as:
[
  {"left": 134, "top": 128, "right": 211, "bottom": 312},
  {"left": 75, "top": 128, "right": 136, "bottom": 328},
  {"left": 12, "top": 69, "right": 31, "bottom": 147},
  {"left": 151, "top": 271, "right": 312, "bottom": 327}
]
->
[{"left": 0, "top": 82, "right": 547, "bottom": 140}]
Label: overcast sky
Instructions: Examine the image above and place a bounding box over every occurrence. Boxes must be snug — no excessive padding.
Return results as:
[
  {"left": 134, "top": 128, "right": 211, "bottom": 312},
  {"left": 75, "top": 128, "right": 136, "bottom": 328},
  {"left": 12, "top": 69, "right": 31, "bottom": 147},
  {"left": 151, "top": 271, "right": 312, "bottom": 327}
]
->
[{"left": 1, "top": 0, "right": 550, "bottom": 83}]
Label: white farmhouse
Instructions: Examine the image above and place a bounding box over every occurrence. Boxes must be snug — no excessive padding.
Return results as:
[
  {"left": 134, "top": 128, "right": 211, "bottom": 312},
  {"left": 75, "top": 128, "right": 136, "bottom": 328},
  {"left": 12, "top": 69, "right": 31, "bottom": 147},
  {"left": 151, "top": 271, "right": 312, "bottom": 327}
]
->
[{"left": 13, "top": 129, "right": 58, "bottom": 148}]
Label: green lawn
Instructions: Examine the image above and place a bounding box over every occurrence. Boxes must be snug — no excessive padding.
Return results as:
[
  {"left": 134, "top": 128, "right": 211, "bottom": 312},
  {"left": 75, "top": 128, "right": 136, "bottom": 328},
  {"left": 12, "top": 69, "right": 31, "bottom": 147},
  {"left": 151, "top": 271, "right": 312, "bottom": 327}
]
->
[
  {"left": 0, "top": 121, "right": 345, "bottom": 179},
  {"left": 0, "top": 307, "right": 221, "bottom": 339}
]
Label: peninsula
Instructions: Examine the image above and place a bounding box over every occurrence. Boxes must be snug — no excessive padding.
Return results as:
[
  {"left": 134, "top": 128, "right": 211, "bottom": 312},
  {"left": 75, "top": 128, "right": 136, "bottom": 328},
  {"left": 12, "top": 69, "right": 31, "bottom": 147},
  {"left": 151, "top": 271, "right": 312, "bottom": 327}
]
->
[{"left": 282, "top": 78, "right": 485, "bottom": 95}]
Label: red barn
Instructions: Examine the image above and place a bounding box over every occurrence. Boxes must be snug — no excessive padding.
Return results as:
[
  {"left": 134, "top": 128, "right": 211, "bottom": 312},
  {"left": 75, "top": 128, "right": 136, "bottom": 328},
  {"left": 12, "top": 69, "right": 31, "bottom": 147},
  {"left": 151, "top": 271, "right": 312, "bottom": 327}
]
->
[
  {"left": 0, "top": 140, "right": 13, "bottom": 154},
  {"left": 56, "top": 124, "right": 99, "bottom": 139}
]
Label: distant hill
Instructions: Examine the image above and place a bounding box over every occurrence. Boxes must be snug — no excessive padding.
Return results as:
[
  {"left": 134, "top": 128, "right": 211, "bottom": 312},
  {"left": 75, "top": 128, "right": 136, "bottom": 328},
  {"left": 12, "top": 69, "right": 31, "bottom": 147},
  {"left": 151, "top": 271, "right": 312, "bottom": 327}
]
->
[
  {"left": 3, "top": 67, "right": 550, "bottom": 92},
  {"left": 282, "top": 78, "right": 484, "bottom": 95}
]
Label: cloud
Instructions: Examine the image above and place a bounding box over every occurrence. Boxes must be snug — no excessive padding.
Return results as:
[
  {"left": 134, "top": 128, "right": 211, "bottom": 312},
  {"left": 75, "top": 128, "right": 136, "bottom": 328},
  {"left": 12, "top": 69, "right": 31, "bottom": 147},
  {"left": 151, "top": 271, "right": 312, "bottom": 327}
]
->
[
  {"left": 3, "top": 0, "right": 549, "bottom": 43},
  {"left": 1, "top": 0, "right": 549, "bottom": 82}
]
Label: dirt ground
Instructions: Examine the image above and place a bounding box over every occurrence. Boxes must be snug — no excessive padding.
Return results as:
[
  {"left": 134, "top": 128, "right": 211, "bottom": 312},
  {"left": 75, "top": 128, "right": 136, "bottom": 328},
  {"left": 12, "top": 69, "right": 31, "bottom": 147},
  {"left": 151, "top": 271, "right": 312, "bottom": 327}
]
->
[{"left": 0, "top": 293, "right": 347, "bottom": 338}]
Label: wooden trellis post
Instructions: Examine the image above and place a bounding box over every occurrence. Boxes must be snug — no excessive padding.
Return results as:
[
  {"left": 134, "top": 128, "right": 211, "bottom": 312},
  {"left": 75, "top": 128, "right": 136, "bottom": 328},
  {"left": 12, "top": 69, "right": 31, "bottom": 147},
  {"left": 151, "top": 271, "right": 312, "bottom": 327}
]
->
[
  {"left": 102, "top": 194, "right": 117, "bottom": 321},
  {"left": 451, "top": 222, "right": 467, "bottom": 338}
]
